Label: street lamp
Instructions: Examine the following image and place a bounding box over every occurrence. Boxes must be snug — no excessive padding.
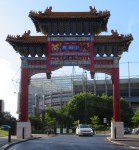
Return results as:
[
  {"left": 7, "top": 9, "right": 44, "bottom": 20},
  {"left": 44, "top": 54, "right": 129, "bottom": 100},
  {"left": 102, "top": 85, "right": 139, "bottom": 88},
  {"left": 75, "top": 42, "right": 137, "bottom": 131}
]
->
[{"left": 85, "top": 72, "right": 87, "bottom": 124}]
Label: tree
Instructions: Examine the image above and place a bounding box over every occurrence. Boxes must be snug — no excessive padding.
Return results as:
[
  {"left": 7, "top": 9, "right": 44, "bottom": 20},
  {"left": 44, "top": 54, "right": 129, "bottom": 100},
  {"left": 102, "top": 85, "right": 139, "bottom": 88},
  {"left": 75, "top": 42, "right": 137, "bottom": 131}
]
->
[
  {"left": 40, "top": 112, "right": 56, "bottom": 127},
  {"left": 61, "top": 92, "right": 134, "bottom": 127},
  {"left": 56, "top": 104, "right": 73, "bottom": 128},
  {"left": 46, "top": 106, "right": 57, "bottom": 119},
  {"left": 120, "top": 97, "right": 134, "bottom": 127},
  {"left": 111, "top": 117, "right": 114, "bottom": 122},
  {"left": 132, "top": 107, "right": 139, "bottom": 127},
  {"left": 28, "top": 114, "right": 38, "bottom": 130},
  {"left": 90, "top": 115, "right": 99, "bottom": 125},
  {"left": 72, "top": 121, "right": 78, "bottom": 128},
  {"left": 0, "top": 111, "right": 14, "bottom": 126},
  {"left": 62, "top": 92, "right": 113, "bottom": 124}
]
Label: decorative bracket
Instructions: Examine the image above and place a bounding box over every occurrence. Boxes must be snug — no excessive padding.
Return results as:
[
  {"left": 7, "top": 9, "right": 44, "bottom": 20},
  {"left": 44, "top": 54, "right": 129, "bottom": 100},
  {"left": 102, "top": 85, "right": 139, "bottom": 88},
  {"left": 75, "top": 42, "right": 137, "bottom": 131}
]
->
[
  {"left": 111, "top": 76, "right": 114, "bottom": 84},
  {"left": 90, "top": 70, "right": 95, "bottom": 79},
  {"left": 46, "top": 70, "right": 52, "bottom": 79},
  {"left": 28, "top": 77, "right": 31, "bottom": 85}
]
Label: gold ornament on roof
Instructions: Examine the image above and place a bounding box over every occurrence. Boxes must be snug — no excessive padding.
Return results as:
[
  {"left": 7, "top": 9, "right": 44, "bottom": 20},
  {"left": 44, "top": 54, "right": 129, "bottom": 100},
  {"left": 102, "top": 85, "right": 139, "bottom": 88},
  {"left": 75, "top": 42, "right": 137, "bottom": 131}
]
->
[
  {"left": 111, "top": 30, "right": 119, "bottom": 39},
  {"left": 44, "top": 6, "right": 52, "bottom": 15},
  {"left": 89, "top": 6, "right": 97, "bottom": 14}
]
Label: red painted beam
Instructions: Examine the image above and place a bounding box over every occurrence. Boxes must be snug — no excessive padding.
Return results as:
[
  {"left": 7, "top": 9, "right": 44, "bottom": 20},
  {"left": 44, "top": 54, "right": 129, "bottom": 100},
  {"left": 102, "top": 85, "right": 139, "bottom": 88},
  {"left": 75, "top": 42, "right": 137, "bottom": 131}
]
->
[
  {"left": 113, "top": 68, "right": 121, "bottom": 121},
  {"left": 20, "top": 68, "right": 28, "bottom": 122}
]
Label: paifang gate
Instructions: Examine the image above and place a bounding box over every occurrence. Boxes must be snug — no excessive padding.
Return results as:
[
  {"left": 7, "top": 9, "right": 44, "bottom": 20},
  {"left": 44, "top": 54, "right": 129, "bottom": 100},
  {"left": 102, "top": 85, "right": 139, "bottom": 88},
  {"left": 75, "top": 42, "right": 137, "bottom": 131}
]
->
[{"left": 6, "top": 6, "right": 133, "bottom": 138}]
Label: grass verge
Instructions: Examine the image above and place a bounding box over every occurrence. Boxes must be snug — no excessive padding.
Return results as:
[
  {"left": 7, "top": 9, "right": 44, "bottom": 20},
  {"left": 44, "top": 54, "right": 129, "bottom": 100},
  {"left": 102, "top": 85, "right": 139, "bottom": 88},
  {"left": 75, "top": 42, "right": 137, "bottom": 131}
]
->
[{"left": 0, "top": 130, "right": 8, "bottom": 136}]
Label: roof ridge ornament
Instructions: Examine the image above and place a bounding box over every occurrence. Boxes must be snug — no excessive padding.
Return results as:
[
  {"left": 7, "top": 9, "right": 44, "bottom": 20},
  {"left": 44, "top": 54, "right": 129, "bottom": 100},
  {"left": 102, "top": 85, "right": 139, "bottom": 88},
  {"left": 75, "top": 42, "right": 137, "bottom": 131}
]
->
[
  {"left": 16, "top": 30, "right": 31, "bottom": 40},
  {"left": 6, "top": 30, "right": 31, "bottom": 41},
  {"left": 29, "top": 6, "right": 110, "bottom": 17},
  {"left": 89, "top": 6, "right": 97, "bottom": 14},
  {"left": 111, "top": 30, "right": 119, "bottom": 39},
  {"left": 44, "top": 6, "right": 52, "bottom": 15},
  {"left": 111, "top": 29, "right": 133, "bottom": 41}
]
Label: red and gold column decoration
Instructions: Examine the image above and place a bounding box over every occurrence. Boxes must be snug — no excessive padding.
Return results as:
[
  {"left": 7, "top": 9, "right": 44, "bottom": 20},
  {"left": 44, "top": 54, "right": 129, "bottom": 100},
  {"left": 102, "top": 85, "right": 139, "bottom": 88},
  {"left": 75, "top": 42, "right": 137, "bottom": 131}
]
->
[
  {"left": 113, "top": 57, "right": 121, "bottom": 122},
  {"left": 90, "top": 35, "right": 95, "bottom": 78},
  {"left": 46, "top": 40, "right": 52, "bottom": 79}
]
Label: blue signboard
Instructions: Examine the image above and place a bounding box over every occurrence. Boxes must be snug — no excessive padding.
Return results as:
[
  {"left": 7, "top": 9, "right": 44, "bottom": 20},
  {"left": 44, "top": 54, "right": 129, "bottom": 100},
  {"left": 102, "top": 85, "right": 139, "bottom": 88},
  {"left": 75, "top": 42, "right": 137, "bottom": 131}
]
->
[{"left": 62, "top": 45, "right": 80, "bottom": 50}]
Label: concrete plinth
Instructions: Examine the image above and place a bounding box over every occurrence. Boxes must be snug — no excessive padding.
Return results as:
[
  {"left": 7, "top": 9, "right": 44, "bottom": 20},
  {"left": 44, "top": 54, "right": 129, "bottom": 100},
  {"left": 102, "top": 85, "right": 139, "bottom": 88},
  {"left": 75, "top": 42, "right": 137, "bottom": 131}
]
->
[
  {"left": 17, "top": 122, "right": 31, "bottom": 139},
  {"left": 111, "top": 122, "right": 124, "bottom": 139}
]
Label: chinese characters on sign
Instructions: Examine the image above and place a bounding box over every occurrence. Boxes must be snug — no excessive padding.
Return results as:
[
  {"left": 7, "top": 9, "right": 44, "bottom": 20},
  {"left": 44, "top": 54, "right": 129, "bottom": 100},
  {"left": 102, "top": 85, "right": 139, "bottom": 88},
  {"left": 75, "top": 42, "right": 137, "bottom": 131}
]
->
[{"left": 62, "top": 45, "right": 80, "bottom": 50}]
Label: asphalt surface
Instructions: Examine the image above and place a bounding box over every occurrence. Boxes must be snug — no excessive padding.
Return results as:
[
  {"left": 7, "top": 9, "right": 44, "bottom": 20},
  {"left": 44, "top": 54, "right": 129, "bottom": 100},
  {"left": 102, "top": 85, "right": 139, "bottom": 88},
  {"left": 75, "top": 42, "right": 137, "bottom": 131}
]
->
[
  {"left": 6, "top": 134, "right": 133, "bottom": 150},
  {"left": 0, "top": 136, "right": 22, "bottom": 148}
]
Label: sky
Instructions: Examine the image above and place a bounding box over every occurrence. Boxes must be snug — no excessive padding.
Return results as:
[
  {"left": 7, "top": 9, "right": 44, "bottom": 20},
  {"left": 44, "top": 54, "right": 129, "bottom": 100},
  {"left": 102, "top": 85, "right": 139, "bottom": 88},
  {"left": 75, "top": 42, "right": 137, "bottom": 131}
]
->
[{"left": 0, "top": 0, "right": 139, "bottom": 118}]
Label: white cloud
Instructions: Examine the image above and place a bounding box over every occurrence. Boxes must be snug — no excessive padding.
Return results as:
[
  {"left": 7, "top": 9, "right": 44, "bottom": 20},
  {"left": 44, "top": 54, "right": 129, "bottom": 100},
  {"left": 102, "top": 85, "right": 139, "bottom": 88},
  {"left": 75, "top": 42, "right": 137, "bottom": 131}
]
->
[
  {"left": 0, "top": 59, "right": 18, "bottom": 118},
  {"left": 127, "top": 12, "right": 139, "bottom": 32}
]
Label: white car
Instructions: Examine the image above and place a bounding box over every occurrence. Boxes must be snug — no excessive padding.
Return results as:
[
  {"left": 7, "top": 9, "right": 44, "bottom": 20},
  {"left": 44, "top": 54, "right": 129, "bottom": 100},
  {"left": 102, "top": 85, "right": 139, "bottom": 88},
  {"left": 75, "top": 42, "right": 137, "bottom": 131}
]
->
[
  {"left": 132, "top": 128, "right": 139, "bottom": 134},
  {"left": 76, "top": 124, "right": 93, "bottom": 136}
]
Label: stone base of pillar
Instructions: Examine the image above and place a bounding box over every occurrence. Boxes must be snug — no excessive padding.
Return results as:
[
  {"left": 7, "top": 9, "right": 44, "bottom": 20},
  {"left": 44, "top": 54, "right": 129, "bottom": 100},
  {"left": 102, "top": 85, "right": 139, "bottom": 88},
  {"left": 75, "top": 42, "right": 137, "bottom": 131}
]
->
[
  {"left": 111, "top": 122, "right": 124, "bottom": 139},
  {"left": 17, "top": 122, "right": 31, "bottom": 139}
]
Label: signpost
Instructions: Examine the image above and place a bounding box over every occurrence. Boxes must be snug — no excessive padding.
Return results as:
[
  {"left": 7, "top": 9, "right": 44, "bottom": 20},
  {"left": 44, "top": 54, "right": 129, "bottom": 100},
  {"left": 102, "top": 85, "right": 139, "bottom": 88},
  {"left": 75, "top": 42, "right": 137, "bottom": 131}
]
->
[{"left": 103, "top": 118, "right": 107, "bottom": 123}]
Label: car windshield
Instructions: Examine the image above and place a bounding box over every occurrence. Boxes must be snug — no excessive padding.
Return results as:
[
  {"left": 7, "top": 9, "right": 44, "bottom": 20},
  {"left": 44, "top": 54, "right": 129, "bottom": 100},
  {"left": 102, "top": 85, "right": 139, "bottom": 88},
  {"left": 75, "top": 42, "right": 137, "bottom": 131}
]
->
[{"left": 80, "top": 125, "right": 90, "bottom": 128}]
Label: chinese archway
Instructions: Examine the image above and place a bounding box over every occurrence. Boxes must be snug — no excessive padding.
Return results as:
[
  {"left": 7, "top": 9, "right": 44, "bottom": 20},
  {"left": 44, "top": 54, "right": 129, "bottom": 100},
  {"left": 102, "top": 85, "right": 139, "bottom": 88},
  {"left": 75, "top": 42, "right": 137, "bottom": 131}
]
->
[{"left": 6, "top": 6, "right": 133, "bottom": 138}]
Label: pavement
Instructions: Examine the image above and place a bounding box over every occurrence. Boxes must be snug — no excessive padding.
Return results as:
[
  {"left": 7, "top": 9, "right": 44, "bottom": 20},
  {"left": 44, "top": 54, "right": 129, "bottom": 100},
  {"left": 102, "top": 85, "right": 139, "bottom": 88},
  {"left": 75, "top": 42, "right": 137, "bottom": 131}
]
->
[
  {"left": 1, "top": 134, "right": 139, "bottom": 150},
  {"left": 107, "top": 134, "right": 139, "bottom": 149},
  {"left": 0, "top": 134, "right": 55, "bottom": 150}
]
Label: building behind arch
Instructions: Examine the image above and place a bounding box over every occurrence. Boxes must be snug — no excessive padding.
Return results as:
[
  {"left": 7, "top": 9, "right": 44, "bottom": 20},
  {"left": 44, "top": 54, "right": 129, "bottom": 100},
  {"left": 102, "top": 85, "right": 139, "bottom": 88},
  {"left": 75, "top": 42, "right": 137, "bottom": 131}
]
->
[{"left": 16, "top": 74, "right": 139, "bottom": 119}]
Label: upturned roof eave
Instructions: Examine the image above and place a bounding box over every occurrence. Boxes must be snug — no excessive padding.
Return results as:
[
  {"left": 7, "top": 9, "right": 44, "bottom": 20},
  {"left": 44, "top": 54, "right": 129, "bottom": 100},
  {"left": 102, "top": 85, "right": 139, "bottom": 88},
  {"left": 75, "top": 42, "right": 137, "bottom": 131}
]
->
[{"left": 6, "top": 35, "right": 133, "bottom": 45}]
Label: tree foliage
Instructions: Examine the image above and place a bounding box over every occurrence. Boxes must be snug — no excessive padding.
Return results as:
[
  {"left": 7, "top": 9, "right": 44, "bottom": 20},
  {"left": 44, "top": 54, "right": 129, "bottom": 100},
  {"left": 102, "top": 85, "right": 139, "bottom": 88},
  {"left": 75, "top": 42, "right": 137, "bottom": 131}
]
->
[
  {"left": 132, "top": 107, "right": 139, "bottom": 127},
  {"left": 120, "top": 97, "right": 134, "bottom": 127},
  {"left": 0, "top": 111, "right": 14, "bottom": 126},
  {"left": 29, "top": 93, "right": 134, "bottom": 130},
  {"left": 46, "top": 106, "right": 73, "bottom": 128},
  {"left": 28, "top": 114, "right": 38, "bottom": 130},
  {"left": 60, "top": 92, "right": 134, "bottom": 127},
  {"left": 72, "top": 121, "right": 78, "bottom": 128},
  {"left": 111, "top": 117, "right": 114, "bottom": 122},
  {"left": 90, "top": 115, "right": 99, "bottom": 125},
  {"left": 40, "top": 112, "right": 56, "bottom": 127}
]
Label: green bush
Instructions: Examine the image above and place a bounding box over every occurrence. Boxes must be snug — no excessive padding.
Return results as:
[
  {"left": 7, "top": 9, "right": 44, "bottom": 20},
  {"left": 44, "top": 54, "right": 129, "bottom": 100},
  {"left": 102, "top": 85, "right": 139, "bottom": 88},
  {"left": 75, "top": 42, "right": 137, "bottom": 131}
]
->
[
  {"left": 89, "top": 124, "right": 110, "bottom": 131},
  {"left": 32, "top": 130, "right": 43, "bottom": 134}
]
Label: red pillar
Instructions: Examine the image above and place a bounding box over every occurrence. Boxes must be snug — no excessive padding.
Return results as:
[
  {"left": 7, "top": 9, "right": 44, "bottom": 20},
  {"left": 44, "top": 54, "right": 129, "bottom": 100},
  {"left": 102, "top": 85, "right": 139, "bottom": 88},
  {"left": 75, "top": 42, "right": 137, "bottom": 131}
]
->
[
  {"left": 20, "top": 68, "right": 28, "bottom": 122},
  {"left": 90, "top": 40, "right": 94, "bottom": 71},
  {"left": 46, "top": 41, "right": 51, "bottom": 70},
  {"left": 113, "top": 68, "right": 121, "bottom": 122},
  {"left": 90, "top": 40, "right": 95, "bottom": 78}
]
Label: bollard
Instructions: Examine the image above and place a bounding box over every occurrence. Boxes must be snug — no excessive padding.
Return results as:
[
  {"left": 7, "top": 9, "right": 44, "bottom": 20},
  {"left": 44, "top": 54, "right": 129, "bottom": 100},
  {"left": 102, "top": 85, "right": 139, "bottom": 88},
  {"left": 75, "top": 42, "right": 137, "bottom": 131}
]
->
[
  {"left": 22, "top": 128, "right": 24, "bottom": 139},
  {"left": 8, "top": 128, "right": 11, "bottom": 142},
  {"left": 115, "top": 127, "right": 116, "bottom": 139}
]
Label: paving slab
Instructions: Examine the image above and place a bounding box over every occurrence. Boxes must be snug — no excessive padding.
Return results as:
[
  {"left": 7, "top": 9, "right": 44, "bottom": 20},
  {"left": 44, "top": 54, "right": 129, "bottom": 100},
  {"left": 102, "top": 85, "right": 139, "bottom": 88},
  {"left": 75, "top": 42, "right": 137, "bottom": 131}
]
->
[{"left": 107, "top": 134, "right": 139, "bottom": 149}]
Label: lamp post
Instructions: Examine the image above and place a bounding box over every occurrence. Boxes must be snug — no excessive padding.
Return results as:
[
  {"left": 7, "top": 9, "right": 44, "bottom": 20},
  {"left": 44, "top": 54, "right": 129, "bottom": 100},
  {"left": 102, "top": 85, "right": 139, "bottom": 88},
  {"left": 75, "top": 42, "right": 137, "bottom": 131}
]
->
[{"left": 85, "top": 72, "right": 87, "bottom": 124}]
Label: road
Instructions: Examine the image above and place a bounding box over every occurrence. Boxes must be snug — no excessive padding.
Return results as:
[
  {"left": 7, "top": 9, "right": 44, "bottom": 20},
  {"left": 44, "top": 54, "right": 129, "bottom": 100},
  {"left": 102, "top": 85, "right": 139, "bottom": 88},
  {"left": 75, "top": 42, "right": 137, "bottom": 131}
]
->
[{"left": 7, "top": 134, "right": 132, "bottom": 150}]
